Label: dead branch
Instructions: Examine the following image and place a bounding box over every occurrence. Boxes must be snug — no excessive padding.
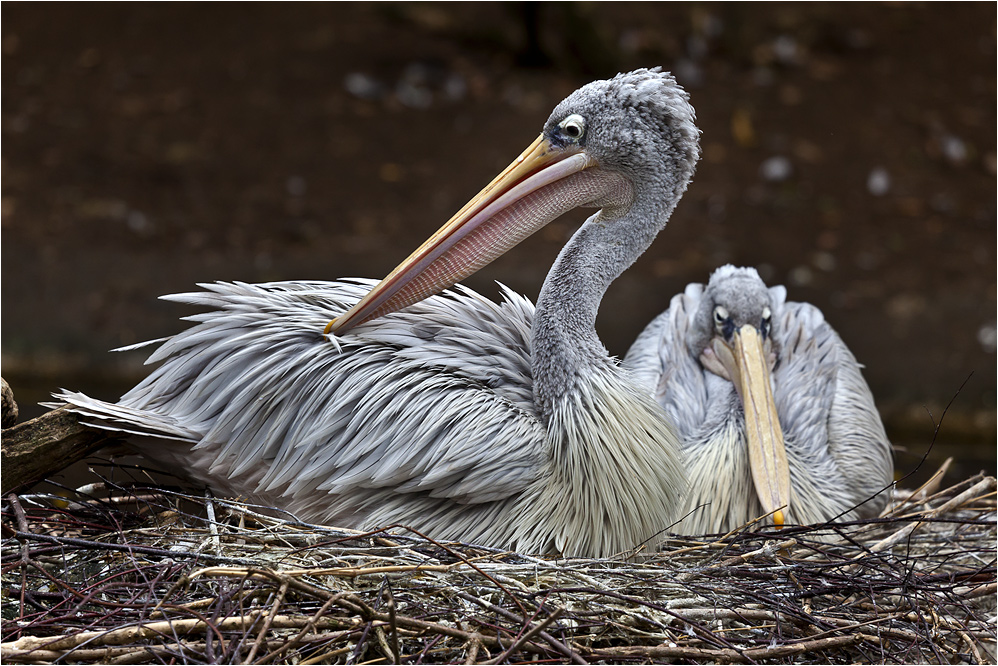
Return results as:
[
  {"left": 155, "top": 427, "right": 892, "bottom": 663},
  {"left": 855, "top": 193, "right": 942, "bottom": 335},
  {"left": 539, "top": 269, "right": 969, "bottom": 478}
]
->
[{"left": 1, "top": 407, "right": 117, "bottom": 494}]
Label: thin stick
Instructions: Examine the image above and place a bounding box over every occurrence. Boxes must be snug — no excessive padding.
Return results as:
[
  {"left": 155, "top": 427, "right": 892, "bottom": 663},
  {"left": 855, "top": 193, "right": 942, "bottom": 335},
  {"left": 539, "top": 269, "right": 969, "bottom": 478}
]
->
[
  {"left": 481, "top": 607, "right": 564, "bottom": 665},
  {"left": 454, "top": 591, "right": 587, "bottom": 665},
  {"left": 596, "top": 632, "right": 879, "bottom": 662},
  {"left": 245, "top": 579, "right": 289, "bottom": 664},
  {"left": 853, "top": 476, "right": 996, "bottom": 561},
  {"left": 463, "top": 635, "right": 482, "bottom": 665},
  {"left": 1, "top": 613, "right": 349, "bottom": 654}
]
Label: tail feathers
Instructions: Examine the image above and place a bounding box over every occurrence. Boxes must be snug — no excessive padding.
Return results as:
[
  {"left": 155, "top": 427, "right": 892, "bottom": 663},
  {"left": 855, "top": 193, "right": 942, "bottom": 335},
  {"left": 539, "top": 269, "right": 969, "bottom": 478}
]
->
[{"left": 50, "top": 390, "right": 201, "bottom": 443}]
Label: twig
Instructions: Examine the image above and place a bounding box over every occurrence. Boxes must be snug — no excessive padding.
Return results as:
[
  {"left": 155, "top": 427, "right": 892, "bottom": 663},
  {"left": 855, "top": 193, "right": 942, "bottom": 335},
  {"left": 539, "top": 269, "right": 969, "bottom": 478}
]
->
[
  {"left": 1, "top": 613, "right": 349, "bottom": 655},
  {"left": 385, "top": 580, "right": 400, "bottom": 665},
  {"left": 245, "top": 579, "right": 289, "bottom": 664},
  {"left": 677, "top": 538, "right": 796, "bottom": 581},
  {"left": 482, "top": 607, "right": 564, "bottom": 664},
  {"left": 851, "top": 476, "right": 996, "bottom": 563},
  {"left": 9, "top": 530, "right": 257, "bottom": 565},
  {"left": 454, "top": 590, "right": 588, "bottom": 664},
  {"left": 596, "top": 632, "right": 879, "bottom": 662},
  {"left": 463, "top": 635, "right": 482, "bottom": 665}
]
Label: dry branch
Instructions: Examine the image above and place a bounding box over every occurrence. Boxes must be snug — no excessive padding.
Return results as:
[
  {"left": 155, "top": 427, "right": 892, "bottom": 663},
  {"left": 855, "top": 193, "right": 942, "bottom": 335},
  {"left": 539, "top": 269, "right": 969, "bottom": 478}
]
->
[
  {"left": 2, "top": 613, "right": 349, "bottom": 654},
  {"left": 1, "top": 407, "right": 116, "bottom": 494}
]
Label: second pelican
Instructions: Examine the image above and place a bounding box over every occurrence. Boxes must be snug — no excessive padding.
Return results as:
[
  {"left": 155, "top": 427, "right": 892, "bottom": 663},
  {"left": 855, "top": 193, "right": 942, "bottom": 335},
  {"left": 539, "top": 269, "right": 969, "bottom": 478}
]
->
[{"left": 625, "top": 265, "right": 895, "bottom": 534}]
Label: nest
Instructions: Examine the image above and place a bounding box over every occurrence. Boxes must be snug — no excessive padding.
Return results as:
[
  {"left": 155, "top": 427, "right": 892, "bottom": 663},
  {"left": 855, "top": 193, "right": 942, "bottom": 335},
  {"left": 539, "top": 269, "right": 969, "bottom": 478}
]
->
[{"left": 2, "top": 462, "right": 995, "bottom": 665}]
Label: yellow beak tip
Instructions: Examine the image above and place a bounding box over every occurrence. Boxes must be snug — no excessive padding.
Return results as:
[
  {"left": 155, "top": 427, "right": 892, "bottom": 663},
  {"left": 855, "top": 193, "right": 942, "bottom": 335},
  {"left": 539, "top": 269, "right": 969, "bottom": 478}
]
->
[
  {"left": 773, "top": 510, "right": 785, "bottom": 528},
  {"left": 323, "top": 319, "right": 336, "bottom": 335}
]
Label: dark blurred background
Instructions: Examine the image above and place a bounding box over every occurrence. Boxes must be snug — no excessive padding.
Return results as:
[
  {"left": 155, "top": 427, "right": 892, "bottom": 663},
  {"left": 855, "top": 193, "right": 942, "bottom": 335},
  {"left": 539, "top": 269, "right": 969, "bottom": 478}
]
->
[{"left": 2, "top": 3, "right": 995, "bottom": 484}]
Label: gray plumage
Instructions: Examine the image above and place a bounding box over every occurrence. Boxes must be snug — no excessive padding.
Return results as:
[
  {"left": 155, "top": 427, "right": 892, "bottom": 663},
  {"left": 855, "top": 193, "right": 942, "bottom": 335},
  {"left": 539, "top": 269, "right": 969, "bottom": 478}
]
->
[
  {"left": 625, "top": 265, "right": 895, "bottom": 534},
  {"left": 55, "top": 69, "right": 700, "bottom": 558}
]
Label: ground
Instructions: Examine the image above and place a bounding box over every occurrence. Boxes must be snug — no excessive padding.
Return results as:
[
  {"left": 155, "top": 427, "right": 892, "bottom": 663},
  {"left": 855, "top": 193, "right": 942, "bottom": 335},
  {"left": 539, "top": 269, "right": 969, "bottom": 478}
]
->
[{"left": 2, "top": 3, "right": 995, "bottom": 482}]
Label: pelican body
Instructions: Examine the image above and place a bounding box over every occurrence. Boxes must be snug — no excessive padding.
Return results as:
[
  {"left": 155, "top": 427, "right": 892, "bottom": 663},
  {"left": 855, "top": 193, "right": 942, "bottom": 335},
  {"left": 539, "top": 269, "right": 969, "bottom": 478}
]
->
[
  {"left": 57, "top": 69, "right": 700, "bottom": 558},
  {"left": 625, "top": 265, "right": 894, "bottom": 534}
]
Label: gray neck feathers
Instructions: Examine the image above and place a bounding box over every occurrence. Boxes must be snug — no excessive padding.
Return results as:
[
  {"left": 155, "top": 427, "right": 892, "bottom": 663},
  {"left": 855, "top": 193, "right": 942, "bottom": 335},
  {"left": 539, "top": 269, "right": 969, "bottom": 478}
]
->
[{"left": 532, "top": 187, "right": 677, "bottom": 417}]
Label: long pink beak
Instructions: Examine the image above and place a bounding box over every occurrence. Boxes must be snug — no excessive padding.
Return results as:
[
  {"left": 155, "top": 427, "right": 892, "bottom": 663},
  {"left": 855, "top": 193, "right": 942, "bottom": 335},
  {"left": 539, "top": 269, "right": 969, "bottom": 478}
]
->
[{"left": 326, "top": 135, "right": 601, "bottom": 334}]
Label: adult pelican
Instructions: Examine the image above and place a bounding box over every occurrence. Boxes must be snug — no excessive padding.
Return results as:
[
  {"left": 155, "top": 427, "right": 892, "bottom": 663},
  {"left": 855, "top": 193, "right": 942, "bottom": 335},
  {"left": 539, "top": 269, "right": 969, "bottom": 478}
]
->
[
  {"left": 56, "top": 68, "right": 700, "bottom": 558},
  {"left": 624, "top": 265, "right": 894, "bottom": 534}
]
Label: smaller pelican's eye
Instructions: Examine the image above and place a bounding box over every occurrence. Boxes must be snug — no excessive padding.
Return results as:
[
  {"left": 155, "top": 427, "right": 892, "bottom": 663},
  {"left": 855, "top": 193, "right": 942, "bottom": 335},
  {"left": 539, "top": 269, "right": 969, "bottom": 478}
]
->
[
  {"left": 713, "top": 306, "right": 728, "bottom": 327},
  {"left": 760, "top": 306, "right": 772, "bottom": 339},
  {"left": 558, "top": 114, "right": 586, "bottom": 141}
]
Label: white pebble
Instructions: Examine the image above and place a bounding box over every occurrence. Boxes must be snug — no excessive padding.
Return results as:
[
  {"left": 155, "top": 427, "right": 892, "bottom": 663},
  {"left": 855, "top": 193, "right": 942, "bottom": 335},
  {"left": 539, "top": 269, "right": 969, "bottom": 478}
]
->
[
  {"left": 867, "top": 167, "right": 891, "bottom": 196},
  {"left": 812, "top": 251, "right": 836, "bottom": 272},
  {"left": 788, "top": 265, "right": 813, "bottom": 286},
  {"left": 772, "top": 35, "right": 800, "bottom": 65},
  {"left": 760, "top": 156, "right": 792, "bottom": 182},
  {"left": 127, "top": 210, "right": 151, "bottom": 234},
  {"left": 344, "top": 72, "right": 385, "bottom": 100},
  {"left": 941, "top": 135, "right": 967, "bottom": 165},
  {"left": 978, "top": 323, "right": 997, "bottom": 354}
]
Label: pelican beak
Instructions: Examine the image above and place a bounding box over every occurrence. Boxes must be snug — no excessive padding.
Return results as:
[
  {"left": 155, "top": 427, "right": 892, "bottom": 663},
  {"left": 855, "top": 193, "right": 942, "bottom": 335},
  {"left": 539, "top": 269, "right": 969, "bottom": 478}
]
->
[
  {"left": 326, "top": 135, "right": 599, "bottom": 334},
  {"left": 710, "top": 325, "right": 791, "bottom": 527}
]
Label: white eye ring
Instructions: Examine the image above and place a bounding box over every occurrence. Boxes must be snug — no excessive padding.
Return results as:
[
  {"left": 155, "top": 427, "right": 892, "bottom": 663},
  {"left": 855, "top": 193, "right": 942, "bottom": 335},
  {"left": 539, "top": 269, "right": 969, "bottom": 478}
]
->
[
  {"left": 713, "top": 306, "right": 728, "bottom": 324},
  {"left": 762, "top": 306, "right": 772, "bottom": 321},
  {"left": 558, "top": 114, "right": 586, "bottom": 140}
]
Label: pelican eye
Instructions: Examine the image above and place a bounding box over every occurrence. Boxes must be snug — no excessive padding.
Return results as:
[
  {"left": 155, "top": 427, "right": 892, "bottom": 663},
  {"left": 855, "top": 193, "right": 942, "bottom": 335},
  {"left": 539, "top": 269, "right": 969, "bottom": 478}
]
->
[
  {"left": 558, "top": 114, "right": 586, "bottom": 141},
  {"left": 713, "top": 306, "right": 729, "bottom": 328}
]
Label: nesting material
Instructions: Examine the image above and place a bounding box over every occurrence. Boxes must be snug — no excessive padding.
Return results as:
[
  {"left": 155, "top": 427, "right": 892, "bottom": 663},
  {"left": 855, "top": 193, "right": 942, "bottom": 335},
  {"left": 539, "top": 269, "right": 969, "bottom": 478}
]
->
[{"left": 2, "top": 463, "right": 995, "bottom": 665}]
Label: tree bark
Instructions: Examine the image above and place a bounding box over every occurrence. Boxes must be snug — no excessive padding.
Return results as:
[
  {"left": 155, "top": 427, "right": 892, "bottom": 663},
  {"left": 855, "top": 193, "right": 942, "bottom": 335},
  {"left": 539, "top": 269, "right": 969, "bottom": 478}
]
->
[
  {"left": 1, "top": 377, "right": 18, "bottom": 428},
  {"left": 1, "top": 407, "right": 116, "bottom": 494}
]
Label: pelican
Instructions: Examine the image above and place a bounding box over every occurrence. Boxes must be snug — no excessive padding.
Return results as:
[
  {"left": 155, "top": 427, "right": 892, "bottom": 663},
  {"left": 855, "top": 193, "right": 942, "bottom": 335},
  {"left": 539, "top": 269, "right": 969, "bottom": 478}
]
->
[
  {"left": 624, "top": 265, "right": 895, "bottom": 534},
  {"left": 55, "top": 68, "right": 700, "bottom": 558}
]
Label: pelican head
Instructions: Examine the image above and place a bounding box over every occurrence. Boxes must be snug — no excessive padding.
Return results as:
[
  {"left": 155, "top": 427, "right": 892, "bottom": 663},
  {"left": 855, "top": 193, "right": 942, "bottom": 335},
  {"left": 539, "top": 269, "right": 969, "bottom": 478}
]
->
[
  {"left": 326, "top": 68, "right": 699, "bottom": 335},
  {"left": 691, "top": 265, "right": 791, "bottom": 527}
]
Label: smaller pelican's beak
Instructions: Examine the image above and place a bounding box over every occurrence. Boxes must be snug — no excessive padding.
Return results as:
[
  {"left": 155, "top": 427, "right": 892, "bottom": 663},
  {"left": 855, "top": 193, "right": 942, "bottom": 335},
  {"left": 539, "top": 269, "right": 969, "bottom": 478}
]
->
[
  {"left": 708, "top": 325, "right": 791, "bottom": 527},
  {"left": 326, "top": 135, "right": 599, "bottom": 334}
]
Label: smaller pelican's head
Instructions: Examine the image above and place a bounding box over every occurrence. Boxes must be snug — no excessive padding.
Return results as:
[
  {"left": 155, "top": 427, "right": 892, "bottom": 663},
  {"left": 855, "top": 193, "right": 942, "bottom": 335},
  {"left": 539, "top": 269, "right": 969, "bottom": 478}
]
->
[
  {"left": 691, "top": 265, "right": 778, "bottom": 375},
  {"left": 691, "top": 264, "right": 790, "bottom": 528}
]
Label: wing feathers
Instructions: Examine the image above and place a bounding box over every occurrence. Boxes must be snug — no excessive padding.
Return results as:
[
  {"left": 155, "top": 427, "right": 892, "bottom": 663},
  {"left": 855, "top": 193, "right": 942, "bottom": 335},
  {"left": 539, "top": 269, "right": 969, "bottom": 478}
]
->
[{"left": 56, "top": 280, "right": 546, "bottom": 517}]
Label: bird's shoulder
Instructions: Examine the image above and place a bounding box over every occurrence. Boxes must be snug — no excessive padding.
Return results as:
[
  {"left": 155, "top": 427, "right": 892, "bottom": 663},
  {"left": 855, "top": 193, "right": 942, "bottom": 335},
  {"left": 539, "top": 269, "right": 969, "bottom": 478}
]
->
[
  {"left": 623, "top": 282, "right": 710, "bottom": 427},
  {"left": 770, "top": 295, "right": 849, "bottom": 385},
  {"left": 624, "top": 282, "right": 703, "bottom": 385},
  {"left": 771, "top": 293, "right": 893, "bottom": 513},
  {"left": 770, "top": 296, "right": 883, "bottom": 443},
  {"left": 770, "top": 297, "right": 841, "bottom": 423},
  {"left": 159, "top": 279, "right": 538, "bottom": 411}
]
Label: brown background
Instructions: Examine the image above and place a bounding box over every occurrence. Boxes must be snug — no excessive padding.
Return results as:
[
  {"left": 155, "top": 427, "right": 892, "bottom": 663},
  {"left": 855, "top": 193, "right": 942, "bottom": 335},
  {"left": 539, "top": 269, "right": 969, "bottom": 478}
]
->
[{"left": 2, "top": 3, "right": 995, "bottom": 483}]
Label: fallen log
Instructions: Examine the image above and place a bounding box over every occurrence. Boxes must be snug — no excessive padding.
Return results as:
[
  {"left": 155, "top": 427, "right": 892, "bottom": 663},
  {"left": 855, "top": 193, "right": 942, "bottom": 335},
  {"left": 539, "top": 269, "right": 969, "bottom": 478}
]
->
[{"left": 1, "top": 406, "right": 117, "bottom": 494}]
